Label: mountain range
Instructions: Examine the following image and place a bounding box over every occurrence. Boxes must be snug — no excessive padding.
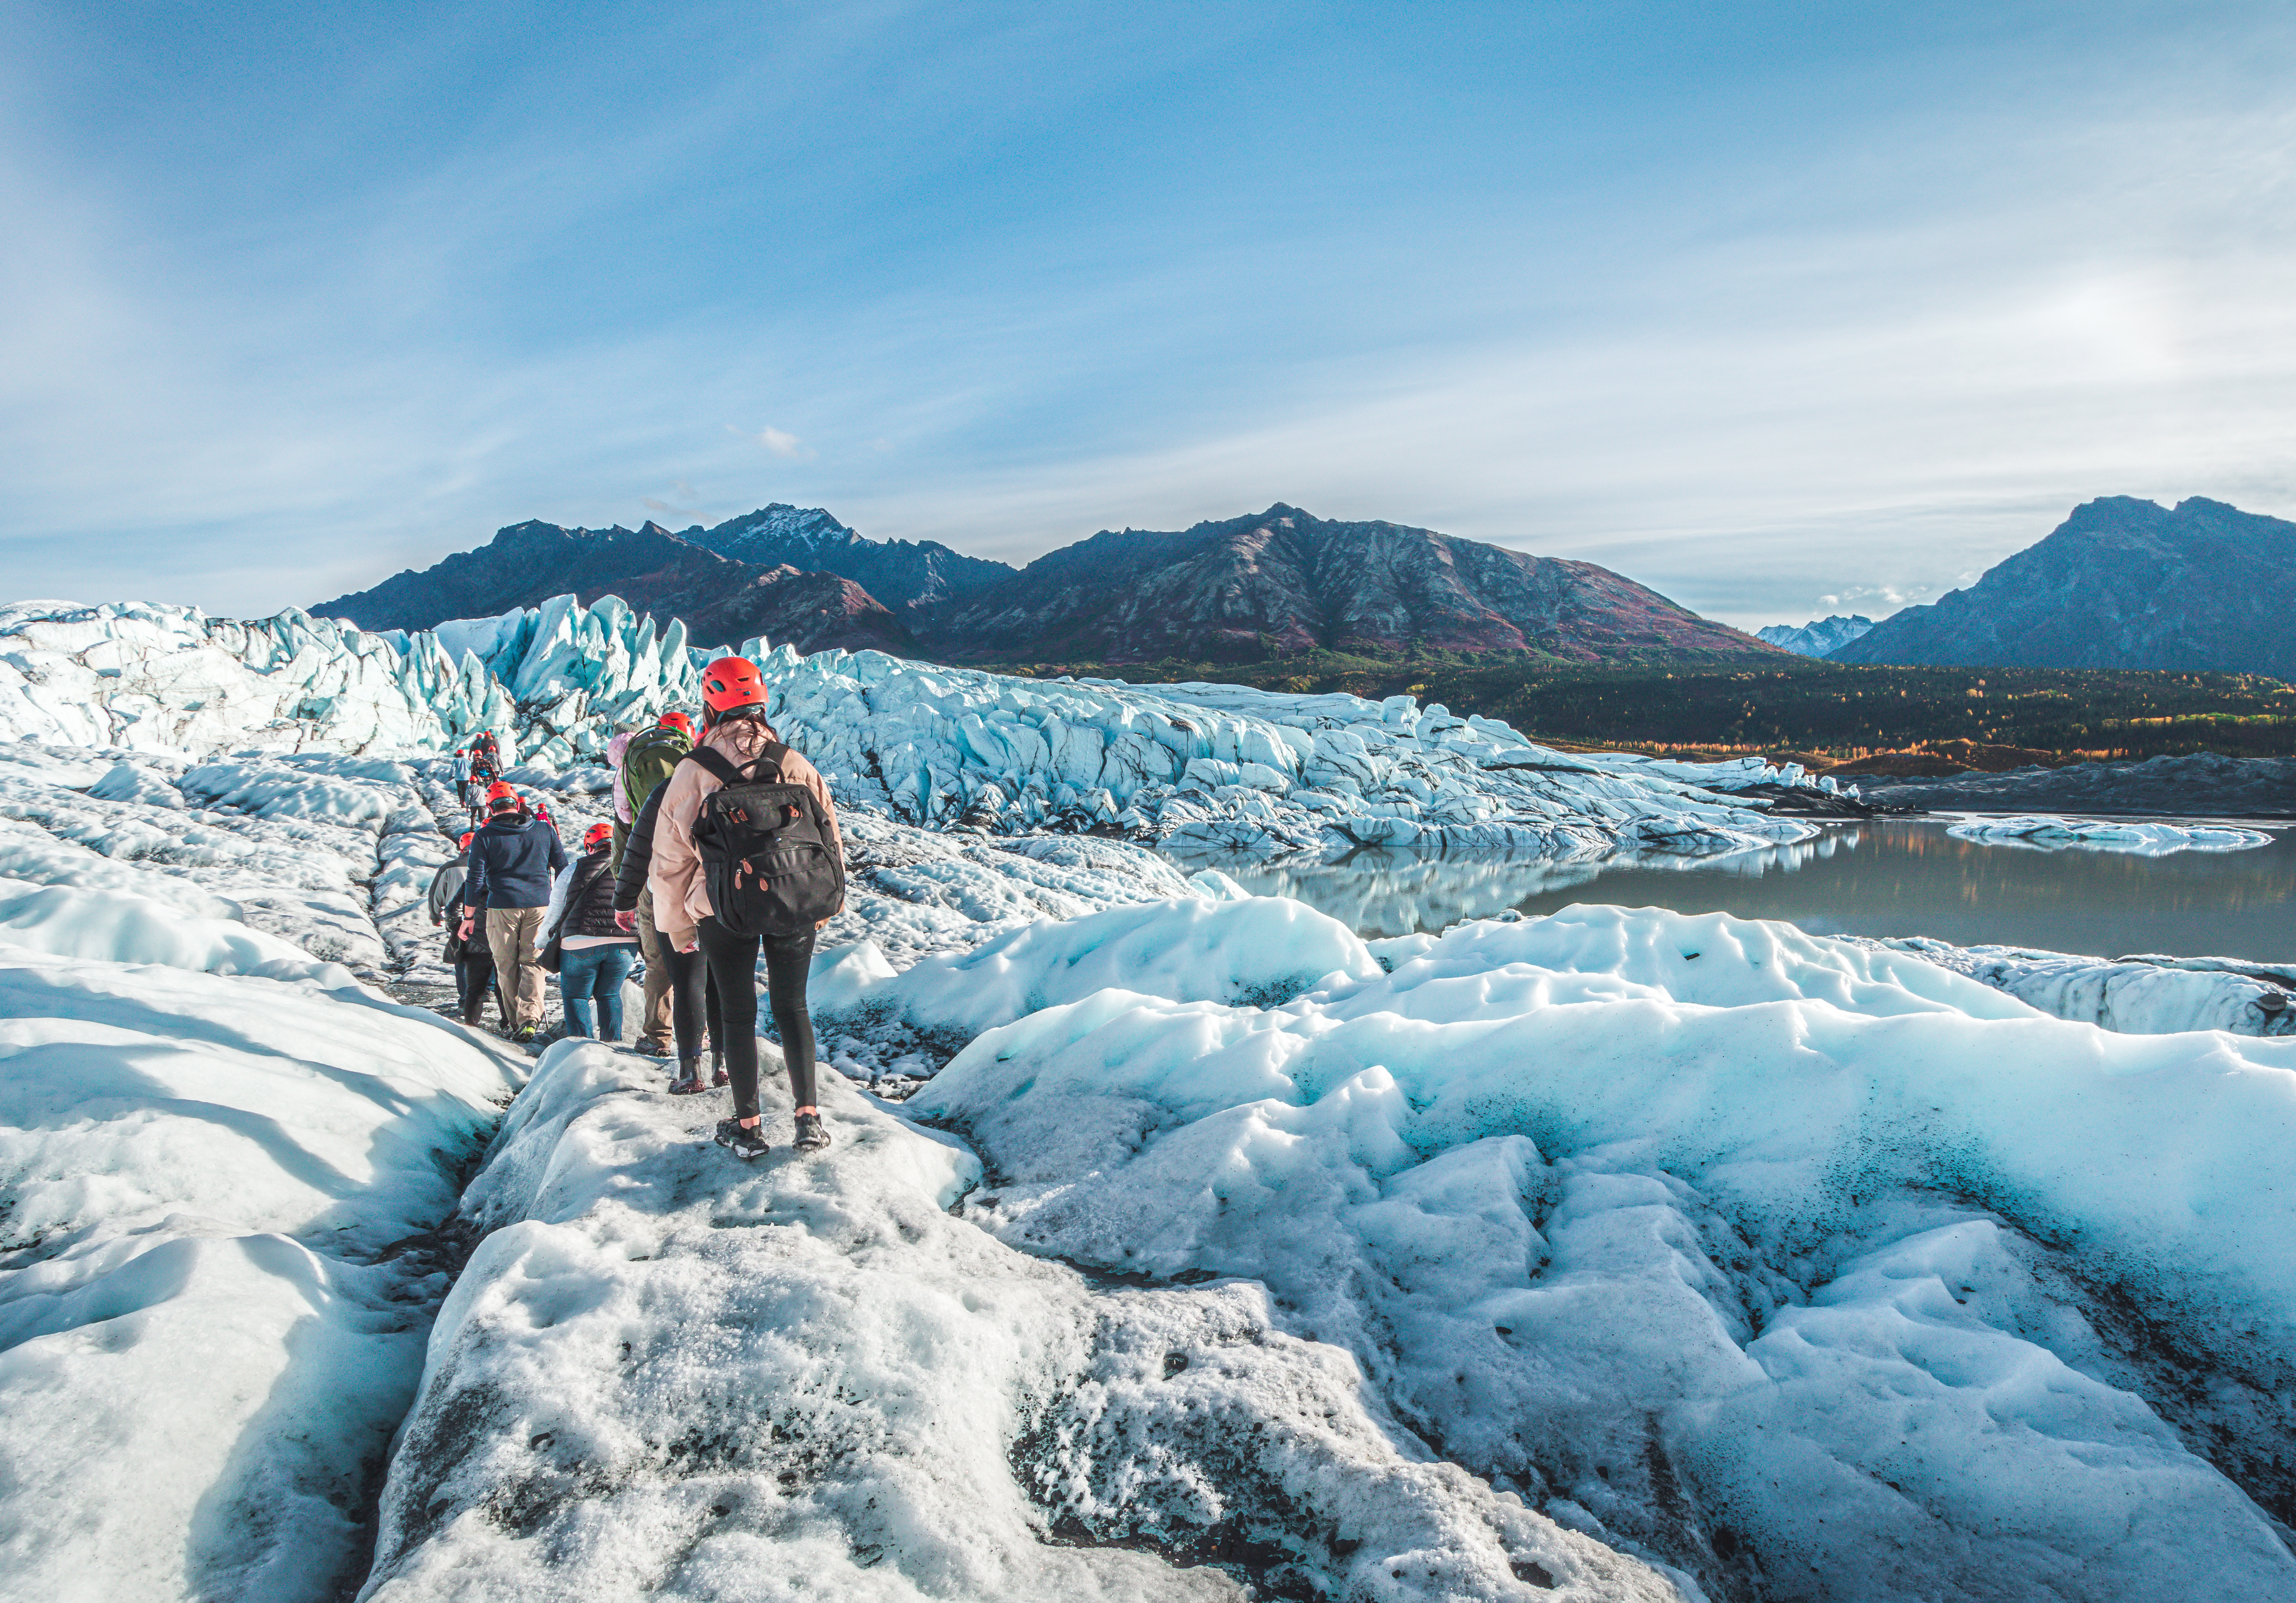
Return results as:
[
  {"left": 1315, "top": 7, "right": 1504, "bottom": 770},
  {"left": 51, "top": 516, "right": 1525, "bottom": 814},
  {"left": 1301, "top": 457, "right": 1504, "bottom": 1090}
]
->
[
  {"left": 1832, "top": 497, "right": 2296, "bottom": 677},
  {"left": 1756, "top": 615, "right": 1874, "bottom": 658},
  {"left": 317, "top": 503, "right": 1771, "bottom": 664}
]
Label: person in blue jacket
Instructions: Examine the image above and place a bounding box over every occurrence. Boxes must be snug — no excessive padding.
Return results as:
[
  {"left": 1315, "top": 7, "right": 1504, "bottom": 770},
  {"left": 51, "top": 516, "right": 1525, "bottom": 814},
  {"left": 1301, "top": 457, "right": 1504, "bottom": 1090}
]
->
[{"left": 466, "top": 781, "right": 566, "bottom": 1041}]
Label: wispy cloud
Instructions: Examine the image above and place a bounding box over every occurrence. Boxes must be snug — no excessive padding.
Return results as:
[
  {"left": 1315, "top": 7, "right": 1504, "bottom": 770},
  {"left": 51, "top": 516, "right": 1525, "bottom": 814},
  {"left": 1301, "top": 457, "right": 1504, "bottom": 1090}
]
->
[{"left": 738, "top": 425, "right": 814, "bottom": 462}]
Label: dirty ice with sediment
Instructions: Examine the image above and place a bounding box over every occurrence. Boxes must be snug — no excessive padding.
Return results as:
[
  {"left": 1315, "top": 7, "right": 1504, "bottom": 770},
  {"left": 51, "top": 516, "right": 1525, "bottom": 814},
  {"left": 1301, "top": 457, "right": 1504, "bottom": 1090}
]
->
[{"left": 0, "top": 592, "right": 2290, "bottom": 1603}]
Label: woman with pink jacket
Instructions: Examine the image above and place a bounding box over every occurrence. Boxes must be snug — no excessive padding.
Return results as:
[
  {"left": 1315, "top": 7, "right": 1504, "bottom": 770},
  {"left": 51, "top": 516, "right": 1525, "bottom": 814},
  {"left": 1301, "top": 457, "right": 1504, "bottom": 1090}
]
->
[{"left": 648, "top": 656, "right": 842, "bottom": 1158}]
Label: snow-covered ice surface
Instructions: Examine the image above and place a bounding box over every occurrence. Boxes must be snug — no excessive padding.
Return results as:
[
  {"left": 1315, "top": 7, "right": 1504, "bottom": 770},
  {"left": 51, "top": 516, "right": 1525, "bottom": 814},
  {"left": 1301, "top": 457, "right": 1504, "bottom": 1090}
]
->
[
  {"left": 0, "top": 735, "right": 537, "bottom": 1600},
  {"left": 0, "top": 884, "right": 524, "bottom": 1601},
  {"left": 0, "top": 741, "right": 453, "bottom": 977},
  {"left": 905, "top": 900, "right": 2296, "bottom": 1600},
  {"left": 1945, "top": 814, "right": 2273, "bottom": 854},
  {"left": 358, "top": 1041, "right": 1680, "bottom": 1603}
]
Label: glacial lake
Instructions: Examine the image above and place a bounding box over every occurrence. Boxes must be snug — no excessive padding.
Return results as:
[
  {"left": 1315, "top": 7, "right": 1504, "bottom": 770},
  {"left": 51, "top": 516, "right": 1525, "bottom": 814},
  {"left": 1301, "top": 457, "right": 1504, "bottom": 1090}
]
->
[{"left": 1169, "top": 816, "right": 2296, "bottom": 961}]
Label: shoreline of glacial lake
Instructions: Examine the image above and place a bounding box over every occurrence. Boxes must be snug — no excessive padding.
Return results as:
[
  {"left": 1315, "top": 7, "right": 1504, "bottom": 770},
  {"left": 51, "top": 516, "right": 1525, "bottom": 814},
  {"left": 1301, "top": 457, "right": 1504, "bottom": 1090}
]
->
[{"left": 1167, "top": 815, "right": 2296, "bottom": 960}]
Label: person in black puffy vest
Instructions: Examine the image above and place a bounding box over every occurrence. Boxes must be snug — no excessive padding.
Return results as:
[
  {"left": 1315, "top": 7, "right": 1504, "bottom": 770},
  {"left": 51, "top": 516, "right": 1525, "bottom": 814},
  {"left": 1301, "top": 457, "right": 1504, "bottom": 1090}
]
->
[{"left": 546, "top": 822, "right": 638, "bottom": 1039}]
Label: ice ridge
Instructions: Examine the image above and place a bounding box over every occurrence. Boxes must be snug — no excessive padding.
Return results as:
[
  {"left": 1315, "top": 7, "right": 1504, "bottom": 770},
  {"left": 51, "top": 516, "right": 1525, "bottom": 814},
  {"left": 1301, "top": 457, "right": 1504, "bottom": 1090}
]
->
[{"left": 3, "top": 592, "right": 1838, "bottom": 865}]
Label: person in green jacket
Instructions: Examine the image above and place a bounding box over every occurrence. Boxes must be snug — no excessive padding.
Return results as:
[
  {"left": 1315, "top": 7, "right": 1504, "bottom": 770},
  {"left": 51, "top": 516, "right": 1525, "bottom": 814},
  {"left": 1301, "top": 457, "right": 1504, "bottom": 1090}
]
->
[{"left": 612, "top": 710, "right": 694, "bottom": 1054}]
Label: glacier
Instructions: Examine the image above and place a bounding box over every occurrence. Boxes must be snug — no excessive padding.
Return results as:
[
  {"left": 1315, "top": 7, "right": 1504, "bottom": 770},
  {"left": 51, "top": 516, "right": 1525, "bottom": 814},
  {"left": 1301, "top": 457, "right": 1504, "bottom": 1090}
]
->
[
  {"left": 3, "top": 588, "right": 2293, "bottom": 1601},
  {"left": 1, "top": 594, "right": 1833, "bottom": 863}
]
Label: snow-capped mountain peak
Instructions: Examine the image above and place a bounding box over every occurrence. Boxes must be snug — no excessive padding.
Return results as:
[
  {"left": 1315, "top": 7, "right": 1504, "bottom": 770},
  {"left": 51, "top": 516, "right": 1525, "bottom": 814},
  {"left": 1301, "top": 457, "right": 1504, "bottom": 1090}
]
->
[{"left": 1755, "top": 613, "right": 1876, "bottom": 656}]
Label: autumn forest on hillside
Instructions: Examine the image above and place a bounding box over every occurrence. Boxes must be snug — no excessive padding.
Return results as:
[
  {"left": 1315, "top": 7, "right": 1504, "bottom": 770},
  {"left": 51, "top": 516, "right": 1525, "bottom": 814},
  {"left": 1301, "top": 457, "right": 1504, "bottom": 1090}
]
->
[{"left": 994, "top": 654, "right": 2296, "bottom": 769}]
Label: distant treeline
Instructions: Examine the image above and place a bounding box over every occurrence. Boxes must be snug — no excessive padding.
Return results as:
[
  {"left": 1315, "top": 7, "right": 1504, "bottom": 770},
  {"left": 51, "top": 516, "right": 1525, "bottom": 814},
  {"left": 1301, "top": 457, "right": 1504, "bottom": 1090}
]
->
[{"left": 996, "top": 652, "right": 2296, "bottom": 762}]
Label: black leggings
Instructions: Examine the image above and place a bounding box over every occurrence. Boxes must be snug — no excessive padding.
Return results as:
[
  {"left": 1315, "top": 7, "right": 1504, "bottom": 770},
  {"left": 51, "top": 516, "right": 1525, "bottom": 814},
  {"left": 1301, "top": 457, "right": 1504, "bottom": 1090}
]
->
[
  {"left": 456, "top": 947, "right": 504, "bottom": 1028},
  {"left": 696, "top": 917, "right": 817, "bottom": 1123},
  {"left": 658, "top": 943, "right": 724, "bottom": 1069}
]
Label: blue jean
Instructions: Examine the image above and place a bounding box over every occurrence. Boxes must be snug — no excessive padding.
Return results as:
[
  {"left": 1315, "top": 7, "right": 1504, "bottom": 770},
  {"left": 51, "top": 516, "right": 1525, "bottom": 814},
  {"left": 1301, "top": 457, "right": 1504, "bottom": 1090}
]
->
[{"left": 558, "top": 942, "right": 637, "bottom": 1039}]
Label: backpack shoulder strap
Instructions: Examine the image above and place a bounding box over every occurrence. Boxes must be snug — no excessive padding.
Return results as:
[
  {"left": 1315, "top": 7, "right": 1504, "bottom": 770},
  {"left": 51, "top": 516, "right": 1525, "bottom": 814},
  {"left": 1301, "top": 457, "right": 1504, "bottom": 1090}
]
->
[{"left": 682, "top": 746, "right": 749, "bottom": 787}]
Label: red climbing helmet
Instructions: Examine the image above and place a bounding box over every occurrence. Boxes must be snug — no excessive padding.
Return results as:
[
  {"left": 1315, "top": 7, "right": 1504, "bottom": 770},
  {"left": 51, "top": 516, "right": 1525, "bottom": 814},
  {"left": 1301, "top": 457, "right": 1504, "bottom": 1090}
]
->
[
  {"left": 485, "top": 781, "right": 520, "bottom": 814},
  {"left": 582, "top": 821, "right": 613, "bottom": 852},
  {"left": 658, "top": 710, "right": 694, "bottom": 736},
  {"left": 458, "top": 831, "right": 474, "bottom": 849},
  {"left": 700, "top": 657, "right": 767, "bottom": 717}
]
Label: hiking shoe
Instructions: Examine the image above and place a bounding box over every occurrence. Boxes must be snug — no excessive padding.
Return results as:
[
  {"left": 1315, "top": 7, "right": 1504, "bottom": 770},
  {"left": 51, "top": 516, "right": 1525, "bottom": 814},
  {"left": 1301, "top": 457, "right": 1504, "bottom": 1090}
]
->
[
  {"left": 514, "top": 1026, "right": 537, "bottom": 1043},
  {"left": 714, "top": 1118, "right": 769, "bottom": 1160},
  {"left": 668, "top": 1074, "right": 706, "bottom": 1095},
  {"left": 792, "top": 1111, "right": 831, "bottom": 1153},
  {"left": 636, "top": 1038, "right": 670, "bottom": 1058},
  {"left": 711, "top": 1060, "right": 729, "bottom": 1088}
]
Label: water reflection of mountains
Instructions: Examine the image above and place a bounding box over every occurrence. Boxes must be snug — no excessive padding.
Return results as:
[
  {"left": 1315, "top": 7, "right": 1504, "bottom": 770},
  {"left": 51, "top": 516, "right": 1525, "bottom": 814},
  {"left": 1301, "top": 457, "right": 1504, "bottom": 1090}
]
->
[{"left": 1168, "top": 831, "right": 1860, "bottom": 939}]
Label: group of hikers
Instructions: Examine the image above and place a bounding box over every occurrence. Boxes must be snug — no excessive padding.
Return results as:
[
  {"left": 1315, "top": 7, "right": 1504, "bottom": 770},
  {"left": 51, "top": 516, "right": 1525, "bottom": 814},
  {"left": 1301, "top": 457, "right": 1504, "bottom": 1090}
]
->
[
  {"left": 426, "top": 658, "right": 844, "bottom": 1158},
  {"left": 448, "top": 732, "right": 501, "bottom": 812}
]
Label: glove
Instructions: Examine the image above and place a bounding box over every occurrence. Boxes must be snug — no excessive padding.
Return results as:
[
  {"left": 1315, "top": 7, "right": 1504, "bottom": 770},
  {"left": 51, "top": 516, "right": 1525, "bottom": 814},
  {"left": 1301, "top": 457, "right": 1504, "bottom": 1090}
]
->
[{"left": 614, "top": 908, "right": 637, "bottom": 932}]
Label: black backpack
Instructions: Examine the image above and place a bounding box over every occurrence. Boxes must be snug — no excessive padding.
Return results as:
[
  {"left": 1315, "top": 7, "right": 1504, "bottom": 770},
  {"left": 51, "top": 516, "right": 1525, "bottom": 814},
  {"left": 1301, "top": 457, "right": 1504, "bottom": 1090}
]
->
[{"left": 685, "top": 744, "right": 845, "bottom": 939}]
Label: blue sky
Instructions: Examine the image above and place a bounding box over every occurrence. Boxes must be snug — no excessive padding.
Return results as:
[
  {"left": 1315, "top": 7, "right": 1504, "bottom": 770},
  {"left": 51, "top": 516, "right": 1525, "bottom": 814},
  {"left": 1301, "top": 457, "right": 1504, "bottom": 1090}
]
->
[{"left": 3, "top": 1, "right": 2292, "bottom": 629}]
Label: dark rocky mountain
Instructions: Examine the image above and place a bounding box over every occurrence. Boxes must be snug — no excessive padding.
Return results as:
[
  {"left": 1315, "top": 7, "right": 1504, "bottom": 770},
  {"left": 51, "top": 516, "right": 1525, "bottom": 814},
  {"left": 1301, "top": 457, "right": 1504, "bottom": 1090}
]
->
[
  {"left": 315, "top": 501, "right": 1769, "bottom": 668},
  {"left": 688, "top": 504, "right": 1014, "bottom": 612},
  {"left": 1832, "top": 497, "right": 2296, "bottom": 677},
  {"left": 914, "top": 503, "right": 1772, "bottom": 664},
  {"left": 313, "top": 519, "right": 915, "bottom": 654}
]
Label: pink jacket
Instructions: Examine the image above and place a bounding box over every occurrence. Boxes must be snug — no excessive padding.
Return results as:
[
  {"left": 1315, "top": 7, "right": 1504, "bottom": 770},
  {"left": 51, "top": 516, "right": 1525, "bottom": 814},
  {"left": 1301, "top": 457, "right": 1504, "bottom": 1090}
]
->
[
  {"left": 648, "top": 718, "right": 842, "bottom": 950},
  {"left": 606, "top": 731, "right": 634, "bottom": 824}
]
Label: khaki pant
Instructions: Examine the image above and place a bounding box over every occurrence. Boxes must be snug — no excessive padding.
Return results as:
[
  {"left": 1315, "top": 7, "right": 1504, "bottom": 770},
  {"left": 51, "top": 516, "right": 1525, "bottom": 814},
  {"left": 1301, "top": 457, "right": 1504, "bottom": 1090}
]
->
[
  {"left": 634, "top": 886, "right": 675, "bottom": 1049},
  {"left": 486, "top": 905, "right": 549, "bottom": 1031}
]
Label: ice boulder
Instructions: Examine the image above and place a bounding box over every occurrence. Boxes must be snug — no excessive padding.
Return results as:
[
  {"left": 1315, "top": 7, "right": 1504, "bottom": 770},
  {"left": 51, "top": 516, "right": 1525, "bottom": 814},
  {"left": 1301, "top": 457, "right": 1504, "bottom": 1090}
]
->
[
  {"left": 1874, "top": 935, "right": 2296, "bottom": 1037},
  {"left": 813, "top": 894, "right": 1381, "bottom": 1063},
  {"left": 85, "top": 758, "right": 188, "bottom": 810},
  {"left": 0, "top": 878, "right": 347, "bottom": 984},
  {"left": 1945, "top": 814, "right": 2273, "bottom": 854}
]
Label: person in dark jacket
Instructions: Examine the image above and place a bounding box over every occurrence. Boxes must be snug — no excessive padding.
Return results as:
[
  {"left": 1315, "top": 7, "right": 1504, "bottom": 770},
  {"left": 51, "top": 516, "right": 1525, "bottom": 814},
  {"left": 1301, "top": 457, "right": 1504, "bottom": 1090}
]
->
[
  {"left": 614, "top": 780, "right": 723, "bottom": 1091},
  {"left": 447, "top": 875, "right": 509, "bottom": 1031},
  {"left": 467, "top": 781, "right": 566, "bottom": 1041},
  {"left": 545, "top": 823, "right": 638, "bottom": 1039},
  {"left": 430, "top": 830, "right": 506, "bottom": 1030}
]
